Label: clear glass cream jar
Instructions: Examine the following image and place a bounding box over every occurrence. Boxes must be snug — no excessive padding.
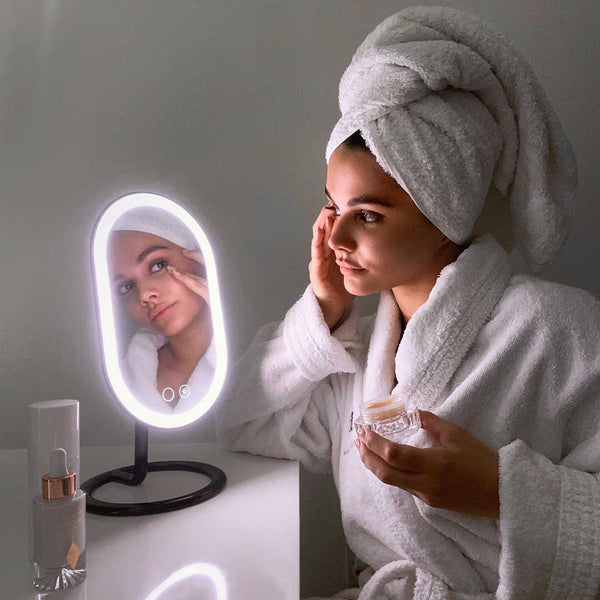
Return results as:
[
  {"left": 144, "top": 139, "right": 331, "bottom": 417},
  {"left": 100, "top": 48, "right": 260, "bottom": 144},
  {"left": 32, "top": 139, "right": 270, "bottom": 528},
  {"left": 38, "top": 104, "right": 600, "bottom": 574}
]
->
[{"left": 354, "top": 395, "right": 421, "bottom": 443}]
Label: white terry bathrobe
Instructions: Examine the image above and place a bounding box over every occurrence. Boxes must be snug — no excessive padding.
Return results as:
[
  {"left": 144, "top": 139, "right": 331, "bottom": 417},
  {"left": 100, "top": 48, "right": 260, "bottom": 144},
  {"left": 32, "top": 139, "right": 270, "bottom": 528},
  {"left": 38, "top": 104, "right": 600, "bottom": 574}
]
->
[
  {"left": 215, "top": 234, "right": 600, "bottom": 599},
  {"left": 122, "top": 329, "right": 216, "bottom": 415}
]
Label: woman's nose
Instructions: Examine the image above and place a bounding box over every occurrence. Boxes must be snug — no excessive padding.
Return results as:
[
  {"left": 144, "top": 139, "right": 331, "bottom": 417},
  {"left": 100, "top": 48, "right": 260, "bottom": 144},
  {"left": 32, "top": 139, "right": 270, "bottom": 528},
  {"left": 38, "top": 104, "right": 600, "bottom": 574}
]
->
[
  {"left": 327, "top": 217, "right": 355, "bottom": 253},
  {"left": 138, "top": 281, "right": 159, "bottom": 305}
]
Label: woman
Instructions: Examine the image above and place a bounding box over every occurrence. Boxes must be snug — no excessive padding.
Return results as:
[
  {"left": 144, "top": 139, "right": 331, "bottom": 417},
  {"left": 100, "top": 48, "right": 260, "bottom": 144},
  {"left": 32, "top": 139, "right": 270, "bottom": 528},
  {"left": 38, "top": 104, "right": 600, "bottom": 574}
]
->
[
  {"left": 108, "top": 207, "right": 215, "bottom": 413},
  {"left": 216, "top": 7, "right": 600, "bottom": 599}
]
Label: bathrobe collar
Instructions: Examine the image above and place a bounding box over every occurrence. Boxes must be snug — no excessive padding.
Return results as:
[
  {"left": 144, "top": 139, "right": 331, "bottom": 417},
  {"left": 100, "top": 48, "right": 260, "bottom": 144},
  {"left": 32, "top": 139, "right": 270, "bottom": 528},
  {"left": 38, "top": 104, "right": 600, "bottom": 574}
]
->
[{"left": 363, "top": 234, "right": 512, "bottom": 411}]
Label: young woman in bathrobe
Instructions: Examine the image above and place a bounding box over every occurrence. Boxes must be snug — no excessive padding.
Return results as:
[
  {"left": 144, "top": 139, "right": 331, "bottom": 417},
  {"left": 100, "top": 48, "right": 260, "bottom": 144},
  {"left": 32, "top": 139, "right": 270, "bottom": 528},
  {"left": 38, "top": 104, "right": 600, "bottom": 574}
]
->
[{"left": 214, "top": 7, "right": 600, "bottom": 599}]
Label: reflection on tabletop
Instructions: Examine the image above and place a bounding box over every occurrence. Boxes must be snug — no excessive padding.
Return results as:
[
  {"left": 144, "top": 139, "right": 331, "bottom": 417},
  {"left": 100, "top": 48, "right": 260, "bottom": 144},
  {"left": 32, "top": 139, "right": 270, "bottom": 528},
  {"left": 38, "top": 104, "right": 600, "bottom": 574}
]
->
[
  {"left": 33, "top": 563, "right": 226, "bottom": 600},
  {"left": 34, "top": 581, "right": 86, "bottom": 600}
]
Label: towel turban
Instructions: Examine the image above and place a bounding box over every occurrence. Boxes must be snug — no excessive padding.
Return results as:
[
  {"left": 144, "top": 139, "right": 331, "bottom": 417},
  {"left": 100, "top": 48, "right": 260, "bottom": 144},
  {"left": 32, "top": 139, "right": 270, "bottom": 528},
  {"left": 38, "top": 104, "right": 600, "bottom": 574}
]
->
[
  {"left": 111, "top": 206, "right": 197, "bottom": 250},
  {"left": 326, "top": 6, "right": 577, "bottom": 272}
]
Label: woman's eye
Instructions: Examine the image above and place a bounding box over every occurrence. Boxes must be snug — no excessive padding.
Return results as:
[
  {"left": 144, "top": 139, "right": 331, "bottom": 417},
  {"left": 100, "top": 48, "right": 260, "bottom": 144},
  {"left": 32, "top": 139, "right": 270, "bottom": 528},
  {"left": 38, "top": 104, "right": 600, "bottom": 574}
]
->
[
  {"left": 116, "top": 281, "right": 134, "bottom": 297},
  {"left": 357, "top": 211, "right": 379, "bottom": 224},
  {"left": 150, "top": 259, "right": 168, "bottom": 273},
  {"left": 324, "top": 204, "right": 340, "bottom": 218}
]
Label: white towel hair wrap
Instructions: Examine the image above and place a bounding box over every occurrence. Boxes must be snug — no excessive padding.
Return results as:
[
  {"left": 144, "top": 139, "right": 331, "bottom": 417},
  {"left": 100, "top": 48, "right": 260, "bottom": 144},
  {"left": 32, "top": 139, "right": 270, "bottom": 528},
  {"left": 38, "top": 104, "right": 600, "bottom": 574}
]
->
[
  {"left": 111, "top": 206, "right": 197, "bottom": 250},
  {"left": 326, "top": 6, "right": 577, "bottom": 272}
]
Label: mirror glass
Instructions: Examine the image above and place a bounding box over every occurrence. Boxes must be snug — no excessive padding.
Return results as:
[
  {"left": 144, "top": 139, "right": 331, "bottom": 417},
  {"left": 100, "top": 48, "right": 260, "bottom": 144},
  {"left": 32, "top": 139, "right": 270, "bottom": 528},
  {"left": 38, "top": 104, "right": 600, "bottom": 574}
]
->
[{"left": 92, "top": 193, "right": 227, "bottom": 428}]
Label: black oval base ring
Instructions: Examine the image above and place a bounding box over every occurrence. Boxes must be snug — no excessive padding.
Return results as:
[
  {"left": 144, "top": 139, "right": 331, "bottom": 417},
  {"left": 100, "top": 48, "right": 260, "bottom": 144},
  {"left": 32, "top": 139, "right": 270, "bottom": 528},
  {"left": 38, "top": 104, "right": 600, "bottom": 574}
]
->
[{"left": 82, "top": 460, "right": 227, "bottom": 517}]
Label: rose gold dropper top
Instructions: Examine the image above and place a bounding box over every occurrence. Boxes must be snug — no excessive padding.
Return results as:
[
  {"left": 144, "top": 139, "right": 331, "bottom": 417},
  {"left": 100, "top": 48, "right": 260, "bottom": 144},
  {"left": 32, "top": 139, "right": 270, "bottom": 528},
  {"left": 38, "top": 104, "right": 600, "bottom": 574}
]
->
[{"left": 42, "top": 448, "right": 76, "bottom": 501}]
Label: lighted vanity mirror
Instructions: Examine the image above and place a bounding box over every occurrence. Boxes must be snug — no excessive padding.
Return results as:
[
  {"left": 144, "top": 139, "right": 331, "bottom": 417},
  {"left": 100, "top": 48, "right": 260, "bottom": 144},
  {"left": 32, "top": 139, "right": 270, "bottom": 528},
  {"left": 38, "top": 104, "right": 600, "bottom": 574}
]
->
[{"left": 93, "top": 193, "right": 227, "bottom": 429}]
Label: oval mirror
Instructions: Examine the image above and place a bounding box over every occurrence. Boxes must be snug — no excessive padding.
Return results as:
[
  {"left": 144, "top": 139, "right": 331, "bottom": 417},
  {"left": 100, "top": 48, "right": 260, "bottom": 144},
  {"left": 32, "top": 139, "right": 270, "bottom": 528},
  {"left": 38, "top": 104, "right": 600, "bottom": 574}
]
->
[{"left": 92, "top": 192, "right": 227, "bottom": 429}]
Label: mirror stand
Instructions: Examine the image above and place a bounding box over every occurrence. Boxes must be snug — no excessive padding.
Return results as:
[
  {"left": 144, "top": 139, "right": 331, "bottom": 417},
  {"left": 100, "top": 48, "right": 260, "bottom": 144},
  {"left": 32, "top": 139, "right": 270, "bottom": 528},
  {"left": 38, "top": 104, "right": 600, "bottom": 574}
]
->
[{"left": 81, "top": 421, "right": 227, "bottom": 516}]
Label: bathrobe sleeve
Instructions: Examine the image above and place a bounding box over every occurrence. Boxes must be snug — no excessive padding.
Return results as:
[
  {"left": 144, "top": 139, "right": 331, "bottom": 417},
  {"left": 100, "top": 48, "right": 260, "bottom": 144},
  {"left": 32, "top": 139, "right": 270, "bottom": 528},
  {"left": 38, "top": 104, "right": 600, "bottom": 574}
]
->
[
  {"left": 215, "top": 285, "right": 362, "bottom": 473},
  {"left": 496, "top": 288, "right": 600, "bottom": 600}
]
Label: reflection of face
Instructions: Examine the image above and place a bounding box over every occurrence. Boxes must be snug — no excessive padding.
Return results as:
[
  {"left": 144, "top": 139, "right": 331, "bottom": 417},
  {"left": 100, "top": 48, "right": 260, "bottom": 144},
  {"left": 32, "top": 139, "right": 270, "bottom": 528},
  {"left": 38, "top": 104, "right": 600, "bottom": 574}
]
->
[
  {"left": 108, "top": 231, "right": 207, "bottom": 339},
  {"left": 325, "top": 145, "right": 449, "bottom": 296}
]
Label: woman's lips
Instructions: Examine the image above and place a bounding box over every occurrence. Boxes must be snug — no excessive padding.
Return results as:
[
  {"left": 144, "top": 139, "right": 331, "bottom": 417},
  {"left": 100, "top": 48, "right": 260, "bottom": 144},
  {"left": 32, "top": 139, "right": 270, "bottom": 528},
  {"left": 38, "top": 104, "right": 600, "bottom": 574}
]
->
[
  {"left": 336, "top": 261, "right": 365, "bottom": 276},
  {"left": 151, "top": 303, "right": 175, "bottom": 321}
]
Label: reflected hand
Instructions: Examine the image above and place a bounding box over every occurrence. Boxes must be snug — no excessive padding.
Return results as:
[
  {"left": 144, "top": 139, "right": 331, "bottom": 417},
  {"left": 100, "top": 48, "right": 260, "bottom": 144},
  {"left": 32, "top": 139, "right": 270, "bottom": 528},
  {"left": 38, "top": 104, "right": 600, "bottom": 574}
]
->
[
  {"left": 166, "top": 249, "right": 210, "bottom": 306},
  {"left": 356, "top": 411, "right": 499, "bottom": 518},
  {"left": 309, "top": 206, "right": 354, "bottom": 330}
]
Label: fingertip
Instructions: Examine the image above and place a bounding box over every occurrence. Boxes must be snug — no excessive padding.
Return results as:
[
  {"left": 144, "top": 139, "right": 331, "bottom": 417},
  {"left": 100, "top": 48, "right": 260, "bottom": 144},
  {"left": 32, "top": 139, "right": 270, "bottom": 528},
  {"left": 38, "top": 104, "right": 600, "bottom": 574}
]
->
[
  {"left": 419, "top": 412, "right": 432, "bottom": 430},
  {"left": 182, "top": 248, "right": 204, "bottom": 261},
  {"left": 419, "top": 411, "right": 453, "bottom": 437},
  {"left": 362, "top": 426, "right": 378, "bottom": 440}
]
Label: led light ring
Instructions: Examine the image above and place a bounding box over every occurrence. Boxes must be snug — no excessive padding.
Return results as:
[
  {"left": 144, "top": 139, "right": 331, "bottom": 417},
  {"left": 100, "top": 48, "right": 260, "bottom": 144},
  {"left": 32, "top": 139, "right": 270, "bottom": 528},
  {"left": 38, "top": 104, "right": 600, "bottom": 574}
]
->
[{"left": 93, "top": 193, "right": 228, "bottom": 429}]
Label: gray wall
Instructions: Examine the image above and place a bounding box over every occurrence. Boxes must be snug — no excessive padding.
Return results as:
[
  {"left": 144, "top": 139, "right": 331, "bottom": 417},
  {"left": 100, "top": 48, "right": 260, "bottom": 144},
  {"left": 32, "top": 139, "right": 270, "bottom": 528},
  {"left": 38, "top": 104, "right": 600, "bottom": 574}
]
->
[{"left": 1, "top": 1, "right": 598, "bottom": 596}]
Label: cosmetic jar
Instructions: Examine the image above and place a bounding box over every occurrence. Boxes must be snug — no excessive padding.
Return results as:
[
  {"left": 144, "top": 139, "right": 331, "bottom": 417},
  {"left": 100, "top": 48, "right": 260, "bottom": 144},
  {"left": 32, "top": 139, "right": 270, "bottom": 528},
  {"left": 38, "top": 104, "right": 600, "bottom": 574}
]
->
[{"left": 354, "top": 395, "right": 420, "bottom": 442}]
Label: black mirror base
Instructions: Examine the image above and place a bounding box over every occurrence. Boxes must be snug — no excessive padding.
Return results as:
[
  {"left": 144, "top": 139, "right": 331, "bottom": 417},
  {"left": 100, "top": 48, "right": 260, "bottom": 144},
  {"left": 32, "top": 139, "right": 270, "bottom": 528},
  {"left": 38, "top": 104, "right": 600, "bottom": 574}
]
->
[
  {"left": 80, "top": 421, "right": 226, "bottom": 516},
  {"left": 82, "top": 460, "right": 227, "bottom": 516}
]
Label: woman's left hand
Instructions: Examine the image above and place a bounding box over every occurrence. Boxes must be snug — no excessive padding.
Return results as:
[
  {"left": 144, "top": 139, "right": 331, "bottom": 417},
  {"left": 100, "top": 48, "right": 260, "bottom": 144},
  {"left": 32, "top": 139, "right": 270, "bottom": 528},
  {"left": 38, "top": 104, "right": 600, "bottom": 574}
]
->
[
  {"left": 356, "top": 410, "right": 499, "bottom": 518},
  {"left": 166, "top": 249, "right": 210, "bottom": 306}
]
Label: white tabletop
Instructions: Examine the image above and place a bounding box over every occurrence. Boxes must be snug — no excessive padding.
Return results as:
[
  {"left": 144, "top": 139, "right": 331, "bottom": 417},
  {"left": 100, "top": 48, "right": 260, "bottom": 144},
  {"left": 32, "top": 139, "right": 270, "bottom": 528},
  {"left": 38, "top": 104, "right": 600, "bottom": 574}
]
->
[{"left": 0, "top": 443, "right": 299, "bottom": 600}]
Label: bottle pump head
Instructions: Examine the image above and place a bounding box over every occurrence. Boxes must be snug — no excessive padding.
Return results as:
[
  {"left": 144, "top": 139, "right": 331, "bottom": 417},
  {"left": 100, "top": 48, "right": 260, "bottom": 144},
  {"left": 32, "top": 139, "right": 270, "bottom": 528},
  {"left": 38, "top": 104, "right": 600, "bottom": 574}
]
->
[{"left": 42, "top": 448, "right": 76, "bottom": 500}]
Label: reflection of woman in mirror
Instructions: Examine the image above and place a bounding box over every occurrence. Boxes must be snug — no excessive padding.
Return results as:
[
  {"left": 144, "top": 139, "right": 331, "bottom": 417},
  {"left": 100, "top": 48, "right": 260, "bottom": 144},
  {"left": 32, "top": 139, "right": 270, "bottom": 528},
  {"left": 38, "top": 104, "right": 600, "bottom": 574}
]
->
[
  {"left": 216, "top": 7, "right": 600, "bottom": 599},
  {"left": 108, "top": 208, "right": 215, "bottom": 413}
]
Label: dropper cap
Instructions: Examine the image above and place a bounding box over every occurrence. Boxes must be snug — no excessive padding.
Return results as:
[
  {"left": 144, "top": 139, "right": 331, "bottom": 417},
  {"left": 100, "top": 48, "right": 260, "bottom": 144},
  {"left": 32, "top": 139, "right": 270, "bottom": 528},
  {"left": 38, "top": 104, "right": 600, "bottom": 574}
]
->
[{"left": 42, "top": 448, "right": 76, "bottom": 500}]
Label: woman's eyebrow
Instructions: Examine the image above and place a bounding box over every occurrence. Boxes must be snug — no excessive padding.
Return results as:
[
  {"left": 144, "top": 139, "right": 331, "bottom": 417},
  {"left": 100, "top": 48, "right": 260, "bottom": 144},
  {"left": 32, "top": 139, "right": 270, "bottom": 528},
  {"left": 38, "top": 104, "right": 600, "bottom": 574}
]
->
[
  {"left": 324, "top": 188, "right": 393, "bottom": 208},
  {"left": 136, "top": 245, "right": 170, "bottom": 263}
]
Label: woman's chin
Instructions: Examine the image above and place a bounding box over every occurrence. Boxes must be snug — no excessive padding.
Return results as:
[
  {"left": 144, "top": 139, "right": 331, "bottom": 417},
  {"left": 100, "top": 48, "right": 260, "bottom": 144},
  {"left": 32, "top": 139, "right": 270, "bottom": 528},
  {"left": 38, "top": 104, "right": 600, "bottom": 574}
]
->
[
  {"left": 343, "top": 279, "right": 381, "bottom": 297},
  {"left": 149, "top": 320, "right": 181, "bottom": 338}
]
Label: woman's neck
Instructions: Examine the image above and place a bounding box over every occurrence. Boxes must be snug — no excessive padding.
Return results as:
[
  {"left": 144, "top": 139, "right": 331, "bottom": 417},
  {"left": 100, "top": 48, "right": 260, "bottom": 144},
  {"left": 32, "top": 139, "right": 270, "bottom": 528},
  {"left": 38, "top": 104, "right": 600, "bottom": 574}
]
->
[
  {"left": 392, "top": 242, "right": 464, "bottom": 325},
  {"left": 164, "top": 311, "right": 213, "bottom": 370},
  {"left": 392, "top": 274, "right": 439, "bottom": 325}
]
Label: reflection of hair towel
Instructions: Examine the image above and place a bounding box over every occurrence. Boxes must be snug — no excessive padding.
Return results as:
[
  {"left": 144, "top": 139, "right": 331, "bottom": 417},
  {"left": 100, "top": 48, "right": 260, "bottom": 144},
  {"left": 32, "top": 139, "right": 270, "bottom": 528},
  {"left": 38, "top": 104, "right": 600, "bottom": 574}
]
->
[
  {"left": 326, "top": 6, "right": 577, "bottom": 272},
  {"left": 112, "top": 206, "right": 197, "bottom": 250}
]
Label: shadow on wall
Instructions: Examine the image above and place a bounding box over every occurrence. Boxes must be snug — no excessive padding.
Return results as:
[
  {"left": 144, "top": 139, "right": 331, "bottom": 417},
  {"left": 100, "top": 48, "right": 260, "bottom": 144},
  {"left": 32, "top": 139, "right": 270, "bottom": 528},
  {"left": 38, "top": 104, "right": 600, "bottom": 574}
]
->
[{"left": 300, "top": 467, "right": 353, "bottom": 597}]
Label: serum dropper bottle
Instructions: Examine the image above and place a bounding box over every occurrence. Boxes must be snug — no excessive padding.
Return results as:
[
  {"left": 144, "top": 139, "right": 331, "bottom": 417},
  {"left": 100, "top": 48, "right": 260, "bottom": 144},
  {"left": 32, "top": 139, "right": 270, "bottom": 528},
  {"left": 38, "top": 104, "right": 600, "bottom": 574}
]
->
[{"left": 32, "top": 447, "right": 86, "bottom": 591}]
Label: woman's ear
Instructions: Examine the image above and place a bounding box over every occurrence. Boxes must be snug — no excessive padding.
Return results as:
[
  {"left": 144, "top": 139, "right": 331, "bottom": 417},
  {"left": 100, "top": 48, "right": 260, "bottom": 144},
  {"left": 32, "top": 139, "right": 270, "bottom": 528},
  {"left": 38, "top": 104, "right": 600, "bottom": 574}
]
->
[
  {"left": 439, "top": 233, "right": 454, "bottom": 248},
  {"left": 438, "top": 234, "right": 465, "bottom": 259}
]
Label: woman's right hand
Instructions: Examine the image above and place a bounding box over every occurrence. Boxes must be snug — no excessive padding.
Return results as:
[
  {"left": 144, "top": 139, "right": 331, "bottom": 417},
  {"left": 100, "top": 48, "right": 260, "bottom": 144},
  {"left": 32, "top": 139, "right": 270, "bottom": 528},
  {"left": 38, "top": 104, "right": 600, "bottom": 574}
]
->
[
  {"left": 166, "top": 249, "right": 210, "bottom": 307},
  {"left": 309, "top": 207, "right": 354, "bottom": 330}
]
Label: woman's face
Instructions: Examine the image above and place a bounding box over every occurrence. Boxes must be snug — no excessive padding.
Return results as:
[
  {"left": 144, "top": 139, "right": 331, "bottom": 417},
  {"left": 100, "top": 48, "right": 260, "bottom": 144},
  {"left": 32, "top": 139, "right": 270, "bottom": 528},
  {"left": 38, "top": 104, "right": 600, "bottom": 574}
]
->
[
  {"left": 325, "top": 144, "right": 450, "bottom": 296},
  {"left": 108, "top": 231, "right": 207, "bottom": 338}
]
